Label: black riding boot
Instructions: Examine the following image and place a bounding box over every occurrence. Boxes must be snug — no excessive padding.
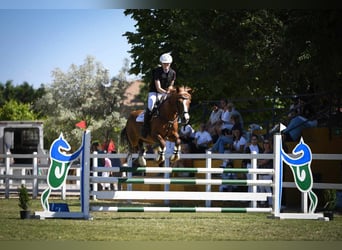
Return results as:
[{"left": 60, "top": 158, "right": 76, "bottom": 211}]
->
[{"left": 141, "top": 109, "right": 151, "bottom": 138}]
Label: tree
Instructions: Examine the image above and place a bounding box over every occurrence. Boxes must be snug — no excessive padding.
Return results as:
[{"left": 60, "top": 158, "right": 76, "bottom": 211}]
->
[
  {"left": 35, "top": 56, "right": 129, "bottom": 149},
  {"left": 0, "top": 100, "right": 37, "bottom": 120},
  {"left": 0, "top": 80, "right": 45, "bottom": 107},
  {"left": 123, "top": 9, "right": 342, "bottom": 126}
]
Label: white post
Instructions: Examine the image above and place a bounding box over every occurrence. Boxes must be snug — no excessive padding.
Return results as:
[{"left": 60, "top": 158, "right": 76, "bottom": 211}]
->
[
  {"left": 5, "top": 152, "right": 11, "bottom": 198},
  {"left": 127, "top": 154, "right": 132, "bottom": 192},
  {"left": 92, "top": 151, "right": 98, "bottom": 200},
  {"left": 302, "top": 192, "right": 308, "bottom": 213},
  {"left": 21, "top": 168, "right": 25, "bottom": 185},
  {"left": 81, "top": 130, "right": 91, "bottom": 219},
  {"left": 61, "top": 183, "right": 66, "bottom": 200},
  {"left": 164, "top": 157, "right": 170, "bottom": 205},
  {"left": 32, "top": 152, "right": 38, "bottom": 199},
  {"left": 272, "top": 133, "right": 282, "bottom": 217},
  {"left": 251, "top": 151, "right": 257, "bottom": 208},
  {"left": 76, "top": 166, "right": 81, "bottom": 189},
  {"left": 205, "top": 150, "right": 212, "bottom": 207}
]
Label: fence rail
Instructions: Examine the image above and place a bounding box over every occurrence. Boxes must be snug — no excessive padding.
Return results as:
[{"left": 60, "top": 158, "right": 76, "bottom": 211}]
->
[{"left": 1, "top": 151, "right": 342, "bottom": 211}]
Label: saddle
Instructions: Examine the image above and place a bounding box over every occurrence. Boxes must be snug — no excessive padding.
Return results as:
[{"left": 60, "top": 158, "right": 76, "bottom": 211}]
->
[{"left": 136, "top": 99, "right": 162, "bottom": 122}]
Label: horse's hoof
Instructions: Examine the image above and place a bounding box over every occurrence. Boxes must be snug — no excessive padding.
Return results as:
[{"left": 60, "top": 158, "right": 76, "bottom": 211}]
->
[
  {"left": 155, "top": 155, "right": 165, "bottom": 163},
  {"left": 170, "top": 154, "right": 180, "bottom": 162}
]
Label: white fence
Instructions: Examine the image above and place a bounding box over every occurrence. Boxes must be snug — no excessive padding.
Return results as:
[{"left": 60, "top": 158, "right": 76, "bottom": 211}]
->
[{"left": 1, "top": 150, "right": 342, "bottom": 214}]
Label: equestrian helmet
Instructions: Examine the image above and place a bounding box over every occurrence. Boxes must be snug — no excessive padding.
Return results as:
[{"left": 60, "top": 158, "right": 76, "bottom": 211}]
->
[{"left": 159, "top": 53, "right": 173, "bottom": 64}]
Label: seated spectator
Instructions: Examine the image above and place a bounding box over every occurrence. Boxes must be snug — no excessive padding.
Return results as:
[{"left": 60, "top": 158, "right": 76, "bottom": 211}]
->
[
  {"left": 281, "top": 97, "right": 318, "bottom": 141},
  {"left": 243, "top": 134, "right": 262, "bottom": 194},
  {"left": 206, "top": 102, "right": 223, "bottom": 143},
  {"left": 179, "top": 123, "right": 195, "bottom": 145},
  {"left": 210, "top": 112, "right": 242, "bottom": 156},
  {"left": 257, "top": 138, "right": 273, "bottom": 207},
  {"left": 191, "top": 123, "right": 213, "bottom": 153},
  {"left": 214, "top": 100, "right": 244, "bottom": 137},
  {"left": 245, "top": 123, "right": 263, "bottom": 143},
  {"left": 220, "top": 124, "right": 246, "bottom": 168},
  {"left": 231, "top": 125, "right": 247, "bottom": 153},
  {"left": 210, "top": 128, "right": 233, "bottom": 154}
]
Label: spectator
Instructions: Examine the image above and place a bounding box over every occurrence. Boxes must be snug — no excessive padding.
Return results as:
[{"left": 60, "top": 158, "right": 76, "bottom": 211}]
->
[
  {"left": 179, "top": 123, "right": 195, "bottom": 145},
  {"left": 243, "top": 134, "right": 262, "bottom": 194},
  {"left": 109, "top": 151, "right": 122, "bottom": 191},
  {"left": 210, "top": 128, "right": 233, "bottom": 154},
  {"left": 101, "top": 157, "right": 112, "bottom": 190},
  {"left": 192, "top": 123, "right": 213, "bottom": 153},
  {"left": 206, "top": 102, "right": 223, "bottom": 142},
  {"left": 257, "top": 138, "right": 273, "bottom": 207},
  {"left": 281, "top": 97, "right": 318, "bottom": 141},
  {"left": 222, "top": 102, "right": 244, "bottom": 131},
  {"left": 219, "top": 123, "right": 246, "bottom": 168},
  {"left": 231, "top": 125, "right": 247, "bottom": 153},
  {"left": 210, "top": 112, "right": 243, "bottom": 157},
  {"left": 213, "top": 100, "right": 244, "bottom": 137}
]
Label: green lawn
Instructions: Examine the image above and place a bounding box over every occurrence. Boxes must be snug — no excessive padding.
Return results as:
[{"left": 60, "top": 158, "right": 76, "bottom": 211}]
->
[{"left": 1, "top": 198, "right": 342, "bottom": 242}]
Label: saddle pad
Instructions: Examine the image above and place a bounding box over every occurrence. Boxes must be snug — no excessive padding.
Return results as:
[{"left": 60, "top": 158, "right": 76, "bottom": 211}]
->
[{"left": 136, "top": 111, "right": 144, "bottom": 122}]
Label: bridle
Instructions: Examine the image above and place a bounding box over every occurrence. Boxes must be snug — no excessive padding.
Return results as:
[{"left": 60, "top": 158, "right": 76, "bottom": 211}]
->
[{"left": 176, "top": 93, "right": 191, "bottom": 124}]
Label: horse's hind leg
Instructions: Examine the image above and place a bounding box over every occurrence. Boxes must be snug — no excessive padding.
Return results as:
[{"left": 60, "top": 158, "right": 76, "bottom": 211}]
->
[{"left": 137, "top": 140, "right": 147, "bottom": 167}]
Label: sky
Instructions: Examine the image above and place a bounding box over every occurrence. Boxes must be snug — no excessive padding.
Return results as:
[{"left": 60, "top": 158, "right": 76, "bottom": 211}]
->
[{"left": 0, "top": 8, "right": 137, "bottom": 88}]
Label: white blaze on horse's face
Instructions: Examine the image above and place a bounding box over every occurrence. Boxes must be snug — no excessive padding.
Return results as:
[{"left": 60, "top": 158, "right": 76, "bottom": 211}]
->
[{"left": 182, "top": 98, "right": 190, "bottom": 122}]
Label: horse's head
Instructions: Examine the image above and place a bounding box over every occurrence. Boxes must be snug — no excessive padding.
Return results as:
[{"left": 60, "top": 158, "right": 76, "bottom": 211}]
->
[{"left": 170, "top": 86, "right": 192, "bottom": 124}]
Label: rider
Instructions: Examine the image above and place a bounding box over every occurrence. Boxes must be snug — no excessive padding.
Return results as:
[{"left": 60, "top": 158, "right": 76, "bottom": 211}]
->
[{"left": 141, "top": 53, "right": 176, "bottom": 137}]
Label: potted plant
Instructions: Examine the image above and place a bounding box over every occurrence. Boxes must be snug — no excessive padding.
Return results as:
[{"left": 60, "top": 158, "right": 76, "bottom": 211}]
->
[
  {"left": 323, "top": 189, "right": 336, "bottom": 221},
  {"left": 18, "top": 184, "right": 31, "bottom": 219}
]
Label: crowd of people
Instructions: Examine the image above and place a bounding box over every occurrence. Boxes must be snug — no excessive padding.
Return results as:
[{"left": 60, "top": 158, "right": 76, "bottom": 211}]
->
[{"left": 174, "top": 95, "right": 322, "bottom": 207}]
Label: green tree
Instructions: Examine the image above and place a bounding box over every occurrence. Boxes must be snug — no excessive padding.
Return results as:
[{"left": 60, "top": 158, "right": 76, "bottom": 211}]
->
[
  {"left": 0, "top": 100, "right": 37, "bottom": 120},
  {"left": 0, "top": 80, "right": 45, "bottom": 107},
  {"left": 124, "top": 9, "right": 342, "bottom": 125},
  {"left": 124, "top": 9, "right": 342, "bottom": 97},
  {"left": 35, "top": 56, "right": 129, "bottom": 149}
]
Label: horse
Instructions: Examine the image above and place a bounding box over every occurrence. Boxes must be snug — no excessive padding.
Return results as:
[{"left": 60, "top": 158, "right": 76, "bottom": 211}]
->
[{"left": 120, "top": 86, "right": 192, "bottom": 166}]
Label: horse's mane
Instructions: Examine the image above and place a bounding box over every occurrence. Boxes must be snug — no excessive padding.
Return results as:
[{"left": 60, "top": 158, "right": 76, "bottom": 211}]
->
[{"left": 169, "top": 86, "right": 192, "bottom": 99}]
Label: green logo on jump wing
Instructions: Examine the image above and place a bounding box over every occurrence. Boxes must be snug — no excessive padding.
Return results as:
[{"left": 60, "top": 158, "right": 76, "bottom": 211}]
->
[
  {"left": 281, "top": 137, "right": 318, "bottom": 213},
  {"left": 41, "top": 133, "right": 83, "bottom": 211}
]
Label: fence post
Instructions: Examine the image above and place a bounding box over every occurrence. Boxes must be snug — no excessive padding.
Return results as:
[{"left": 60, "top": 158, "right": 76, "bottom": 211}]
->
[
  {"left": 164, "top": 157, "right": 170, "bottom": 205},
  {"left": 251, "top": 151, "right": 257, "bottom": 208},
  {"left": 32, "top": 152, "right": 38, "bottom": 199},
  {"left": 272, "top": 133, "right": 282, "bottom": 217},
  {"left": 81, "top": 130, "right": 91, "bottom": 219},
  {"left": 205, "top": 150, "right": 212, "bottom": 207},
  {"left": 5, "top": 152, "right": 11, "bottom": 198},
  {"left": 92, "top": 151, "right": 98, "bottom": 200}
]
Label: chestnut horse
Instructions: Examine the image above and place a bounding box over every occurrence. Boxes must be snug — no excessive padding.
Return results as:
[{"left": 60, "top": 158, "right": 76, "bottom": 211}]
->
[{"left": 121, "top": 86, "right": 192, "bottom": 166}]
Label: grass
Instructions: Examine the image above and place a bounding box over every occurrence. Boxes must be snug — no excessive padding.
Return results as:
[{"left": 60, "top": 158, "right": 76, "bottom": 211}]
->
[{"left": 1, "top": 198, "right": 342, "bottom": 241}]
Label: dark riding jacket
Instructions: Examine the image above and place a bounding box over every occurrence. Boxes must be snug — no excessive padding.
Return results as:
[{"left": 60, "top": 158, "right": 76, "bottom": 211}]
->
[{"left": 149, "top": 67, "right": 176, "bottom": 93}]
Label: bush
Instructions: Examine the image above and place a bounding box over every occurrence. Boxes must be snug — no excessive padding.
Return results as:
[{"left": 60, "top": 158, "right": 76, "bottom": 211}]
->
[
  {"left": 323, "top": 189, "right": 336, "bottom": 211},
  {"left": 18, "top": 184, "right": 30, "bottom": 210}
]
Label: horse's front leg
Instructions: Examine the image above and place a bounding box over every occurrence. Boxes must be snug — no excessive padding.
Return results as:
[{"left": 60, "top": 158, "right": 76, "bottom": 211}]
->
[
  {"left": 170, "top": 137, "right": 181, "bottom": 162},
  {"left": 170, "top": 144, "right": 181, "bottom": 162},
  {"left": 155, "top": 135, "right": 166, "bottom": 163}
]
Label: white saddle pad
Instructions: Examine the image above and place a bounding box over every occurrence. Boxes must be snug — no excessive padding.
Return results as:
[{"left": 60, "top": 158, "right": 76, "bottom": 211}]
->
[{"left": 136, "top": 111, "right": 144, "bottom": 122}]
